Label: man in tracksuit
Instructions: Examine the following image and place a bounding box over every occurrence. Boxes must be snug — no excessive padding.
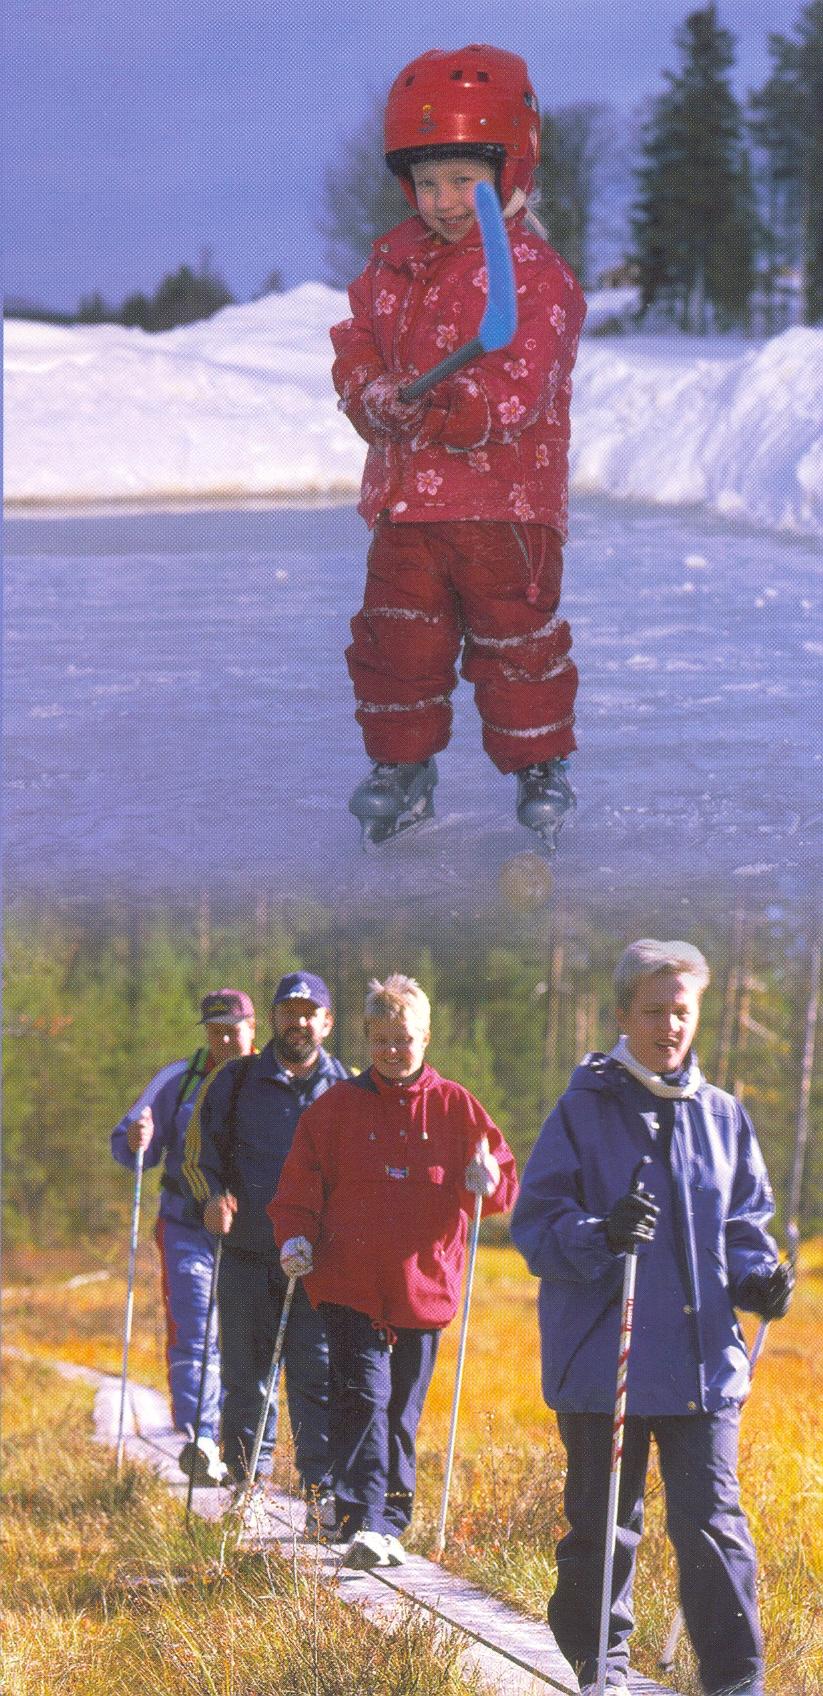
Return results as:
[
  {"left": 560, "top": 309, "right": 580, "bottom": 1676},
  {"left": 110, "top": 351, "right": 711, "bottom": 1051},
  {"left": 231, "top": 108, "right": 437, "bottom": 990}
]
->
[
  {"left": 510, "top": 938, "right": 793, "bottom": 1696},
  {"left": 111, "top": 987, "right": 256, "bottom": 1485},
  {"left": 183, "top": 972, "right": 347, "bottom": 1500}
]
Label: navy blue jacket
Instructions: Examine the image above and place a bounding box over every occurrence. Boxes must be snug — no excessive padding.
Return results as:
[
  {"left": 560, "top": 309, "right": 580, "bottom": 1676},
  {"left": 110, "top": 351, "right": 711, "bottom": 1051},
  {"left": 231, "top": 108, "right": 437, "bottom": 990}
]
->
[
  {"left": 183, "top": 1040, "right": 348, "bottom": 1256},
  {"left": 111, "top": 1051, "right": 211, "bottom": 1227},
  {"left": 510, "top": 1053, "right": 779, "bottom": 1415}
]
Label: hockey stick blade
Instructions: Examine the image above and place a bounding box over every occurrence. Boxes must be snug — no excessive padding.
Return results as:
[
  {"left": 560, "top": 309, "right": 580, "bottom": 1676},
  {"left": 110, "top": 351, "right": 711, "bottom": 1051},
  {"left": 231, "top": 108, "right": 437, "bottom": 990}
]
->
[{"left": 398, "top": 181, "right": 517, "bottom": 402}]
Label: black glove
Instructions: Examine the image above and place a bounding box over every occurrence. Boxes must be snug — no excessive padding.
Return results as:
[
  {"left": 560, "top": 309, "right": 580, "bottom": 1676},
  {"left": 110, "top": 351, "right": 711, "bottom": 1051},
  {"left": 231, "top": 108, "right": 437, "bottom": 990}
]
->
[
  {"left": 736, "top": 1261, "right": 795, "bottom": 1320},
  {"left": 605, "top": 1188, "right": 659, "bottom": 1254}
]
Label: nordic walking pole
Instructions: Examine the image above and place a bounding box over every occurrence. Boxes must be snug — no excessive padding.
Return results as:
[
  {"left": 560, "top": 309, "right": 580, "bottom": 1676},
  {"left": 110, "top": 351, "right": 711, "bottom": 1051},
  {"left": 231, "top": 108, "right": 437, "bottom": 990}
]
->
[
  {"left": 184, "top": 1235, "right": 223, "bottom": 1524},
  {"left": 235, "top": 1273, "right": 297, "bottom": 1525},
  {"left": 435, "top": 1144, "right": 488, "bottom": 1557},
  {"left": 596, "top": 1157, "right": 652, "bottom": 1696},
  {"left": 116, "top": 1146, "right": 144, "bottom": 1474},
  {"left": 659, "top": 937, "right": 820, "bottom": 1672},
  {"left": 786, "top": 935, "right": 819, "bottom": 1279}
]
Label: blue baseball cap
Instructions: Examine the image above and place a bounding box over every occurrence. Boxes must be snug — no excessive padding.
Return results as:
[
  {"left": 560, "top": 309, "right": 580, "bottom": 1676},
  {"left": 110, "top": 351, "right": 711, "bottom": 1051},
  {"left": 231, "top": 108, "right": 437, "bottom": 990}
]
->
[{"left": 272, "top": 972, "right": 332, "bottom": 1011}]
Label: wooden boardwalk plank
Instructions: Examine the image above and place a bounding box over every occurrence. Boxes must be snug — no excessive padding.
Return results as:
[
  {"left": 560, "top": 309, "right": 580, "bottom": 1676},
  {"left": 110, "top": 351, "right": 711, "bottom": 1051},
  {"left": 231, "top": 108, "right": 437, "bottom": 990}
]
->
[{"left": 7, "top": 1356, "right": 684, "bottom": 1696}]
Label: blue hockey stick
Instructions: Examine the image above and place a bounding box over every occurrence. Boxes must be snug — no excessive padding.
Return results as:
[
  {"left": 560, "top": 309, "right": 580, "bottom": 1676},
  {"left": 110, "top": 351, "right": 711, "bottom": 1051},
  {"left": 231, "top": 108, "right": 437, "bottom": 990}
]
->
[{"left": 398, "top": 180, "right": 517, "bottom": 402}]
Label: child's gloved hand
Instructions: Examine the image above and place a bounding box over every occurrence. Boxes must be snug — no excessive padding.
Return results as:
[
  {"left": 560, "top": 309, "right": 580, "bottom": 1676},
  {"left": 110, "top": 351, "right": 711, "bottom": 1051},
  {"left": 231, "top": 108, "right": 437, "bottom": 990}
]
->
[
  {"left": 463, "top": 1137, "right": 500, "bottom": 1198},
  {"left": 362, "top": 373, "right": 428, "bottom": 435}
]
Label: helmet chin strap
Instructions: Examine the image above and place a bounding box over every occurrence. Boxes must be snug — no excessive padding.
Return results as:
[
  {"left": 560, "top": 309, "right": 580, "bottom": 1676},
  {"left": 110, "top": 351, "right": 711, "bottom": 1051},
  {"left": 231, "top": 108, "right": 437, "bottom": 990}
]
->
[
  {"left": 503, "top": 188, "right": 526, "bottom": 219},
  {"left": 504, "top": 187, "right": 550, "bottom": 242}
]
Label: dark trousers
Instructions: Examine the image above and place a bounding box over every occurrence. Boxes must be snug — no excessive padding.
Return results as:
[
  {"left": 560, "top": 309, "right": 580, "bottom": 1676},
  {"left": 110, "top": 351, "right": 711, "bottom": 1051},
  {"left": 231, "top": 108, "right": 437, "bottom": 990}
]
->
[
  {"left": 550, "top": 1408, "right": 764, "bottom": 1696},
  {"left": 320, "top": 1302, "right": 440, "bottom": 1537},
  {"left": 218, "top": 1247, "right": 330, "bottom": 1488}
]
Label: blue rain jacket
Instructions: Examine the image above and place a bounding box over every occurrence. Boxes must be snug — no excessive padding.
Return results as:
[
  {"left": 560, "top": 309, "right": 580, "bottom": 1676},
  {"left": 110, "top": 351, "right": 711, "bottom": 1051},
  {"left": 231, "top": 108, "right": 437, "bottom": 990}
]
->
[
  {"left": 111, "top": 1052, "right": 210, "bottom": 1226},
  {"left": 183, "top": 1040, "right": 348, "bottom": 1256},
  {"left": 510, "top": 1054, "right": 779, "bottom": 1415}
]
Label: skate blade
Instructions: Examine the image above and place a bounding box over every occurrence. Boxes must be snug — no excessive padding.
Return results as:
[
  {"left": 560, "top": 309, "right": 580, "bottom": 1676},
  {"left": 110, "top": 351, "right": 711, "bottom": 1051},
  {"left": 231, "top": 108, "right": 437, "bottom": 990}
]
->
[
  {"left": 518, "top": 813, "right": 569, "bottom": 856},
  {"left": 359, "top": 795, "right": 435, "bottom": 850}
]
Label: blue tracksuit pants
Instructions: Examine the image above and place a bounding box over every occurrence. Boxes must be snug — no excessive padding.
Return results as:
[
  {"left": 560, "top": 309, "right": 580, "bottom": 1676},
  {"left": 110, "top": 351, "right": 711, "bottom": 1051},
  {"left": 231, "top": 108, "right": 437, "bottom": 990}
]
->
[
  {"left": 155, "top": 1217, "right": 221, "bottom": 1440},
  {"left": 320, "top": 1302, "right": 440, "bottom": 1537},
  {"left": 218, "top": 1247, "right": 330, "bottom": 1488},
  {"left": 550, "top": 1407, "right": 764, "bottom": 1696}
]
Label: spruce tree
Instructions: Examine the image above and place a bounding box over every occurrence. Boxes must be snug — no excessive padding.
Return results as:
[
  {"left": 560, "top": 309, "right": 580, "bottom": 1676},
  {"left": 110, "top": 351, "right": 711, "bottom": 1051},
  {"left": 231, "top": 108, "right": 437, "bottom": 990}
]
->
[
  {"left": 750, "top": 1, "right": 823, "bottom": 325},
  {"left": 631, "top": 5, "right": 757, "bottom": 329}
]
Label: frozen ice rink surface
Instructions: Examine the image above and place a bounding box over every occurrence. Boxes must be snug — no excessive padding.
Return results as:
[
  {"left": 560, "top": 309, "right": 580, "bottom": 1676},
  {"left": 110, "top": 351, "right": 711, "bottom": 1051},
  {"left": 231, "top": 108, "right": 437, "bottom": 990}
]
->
[{"left": 4, "top": 496, "right": 820, "bottom": 918}]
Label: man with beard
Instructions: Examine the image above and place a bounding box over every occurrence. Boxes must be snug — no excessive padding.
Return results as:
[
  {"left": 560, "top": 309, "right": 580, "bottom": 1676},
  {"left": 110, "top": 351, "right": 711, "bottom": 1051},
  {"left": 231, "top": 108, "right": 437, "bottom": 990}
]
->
[{"left": 183, "top": 972, "right": 348, "bottom": 1506}]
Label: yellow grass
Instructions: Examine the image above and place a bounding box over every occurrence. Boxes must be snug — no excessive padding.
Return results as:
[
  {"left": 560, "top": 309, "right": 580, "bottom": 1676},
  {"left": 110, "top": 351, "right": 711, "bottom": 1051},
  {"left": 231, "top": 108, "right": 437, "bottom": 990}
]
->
[
  {"left": 4, "top": 1237, "right": 821, "bottom": 1695},
  {"left": 0, "top": 1360, "right": 484, "bottom": 1696}
]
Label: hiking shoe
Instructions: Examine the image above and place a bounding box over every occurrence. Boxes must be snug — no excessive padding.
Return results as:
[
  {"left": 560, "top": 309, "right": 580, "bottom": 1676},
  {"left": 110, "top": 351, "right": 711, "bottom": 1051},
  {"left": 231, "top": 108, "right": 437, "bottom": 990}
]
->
[
  {"left": 178, "top": 1434, "right": 228, "bottom": 1487},
  {"left": 339, "top": 1528, "right": 390, "bottom": 1569},
  {"left": 383, "top": 1533, "right": 407, "bottom": 1566},
  {"left": 303, "top": 1491, "right": 339, "bottom": 1540},
  {"left": 579, "top": 1681, "right": 630, "bottom": 1696}
]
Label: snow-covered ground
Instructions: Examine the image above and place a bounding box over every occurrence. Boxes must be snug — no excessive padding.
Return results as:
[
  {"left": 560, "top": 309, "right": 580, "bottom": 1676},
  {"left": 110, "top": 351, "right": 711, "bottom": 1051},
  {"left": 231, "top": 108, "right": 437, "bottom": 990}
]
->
[{"left": 5, "top": 285, "right": 822, "bottom": 538}]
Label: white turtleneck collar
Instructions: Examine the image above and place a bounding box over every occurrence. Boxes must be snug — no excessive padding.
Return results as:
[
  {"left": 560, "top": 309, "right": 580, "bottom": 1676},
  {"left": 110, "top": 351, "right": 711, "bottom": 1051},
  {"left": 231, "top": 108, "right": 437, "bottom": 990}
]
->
[{"left": 609, "top": 1036, "right": 702, "bottom": 1100}]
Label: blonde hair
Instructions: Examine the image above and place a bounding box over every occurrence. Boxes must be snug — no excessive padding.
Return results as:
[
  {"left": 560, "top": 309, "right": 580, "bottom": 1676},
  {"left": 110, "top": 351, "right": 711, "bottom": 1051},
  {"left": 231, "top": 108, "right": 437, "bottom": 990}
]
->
[
  {"left": 614, "top": 939, "right": 710, "bottom": 1010},
  {"left": 364, "top": 974, "right": 431, "bottom": 1035}
]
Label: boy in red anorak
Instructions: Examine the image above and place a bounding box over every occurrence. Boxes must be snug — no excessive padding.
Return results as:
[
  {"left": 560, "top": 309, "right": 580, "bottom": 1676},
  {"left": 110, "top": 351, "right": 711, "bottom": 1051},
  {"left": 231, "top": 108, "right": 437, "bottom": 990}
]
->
[
  {"left": 268, "top": 974, "right": 518, "bottom": 1569},
  {"left": 331, "top": 46, "right": 586, "bottom": 850}
]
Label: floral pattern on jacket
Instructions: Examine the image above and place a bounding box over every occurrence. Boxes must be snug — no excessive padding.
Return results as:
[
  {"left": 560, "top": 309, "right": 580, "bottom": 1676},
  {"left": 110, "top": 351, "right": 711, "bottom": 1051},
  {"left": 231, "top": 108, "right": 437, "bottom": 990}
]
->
[{"left": 330, "top": 210, "right": 586, "bottom": 535}]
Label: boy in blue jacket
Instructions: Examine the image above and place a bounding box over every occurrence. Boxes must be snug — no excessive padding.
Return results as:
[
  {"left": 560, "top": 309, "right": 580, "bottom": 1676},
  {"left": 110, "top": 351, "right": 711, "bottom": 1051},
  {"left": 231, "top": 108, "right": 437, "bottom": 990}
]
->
[{"left": 511, "top": 939, "right": 793, "bottom": 1696}]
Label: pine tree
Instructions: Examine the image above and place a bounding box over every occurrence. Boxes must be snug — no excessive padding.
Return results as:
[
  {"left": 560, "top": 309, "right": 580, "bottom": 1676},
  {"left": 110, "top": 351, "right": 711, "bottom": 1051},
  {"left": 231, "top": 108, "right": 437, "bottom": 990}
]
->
[
  {"left": 631, "top": 5, "right": 757, "bottom": 329},
  {"left": 750, "top": 0, "right": 823, "bottom": 325}
]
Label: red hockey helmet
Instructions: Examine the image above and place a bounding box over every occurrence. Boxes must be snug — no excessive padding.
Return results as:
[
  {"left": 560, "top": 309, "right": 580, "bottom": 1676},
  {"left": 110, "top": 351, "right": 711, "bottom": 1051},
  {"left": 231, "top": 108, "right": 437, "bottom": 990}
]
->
[{"left": 385, "top": 45, "right": 541, "bottom": 208}]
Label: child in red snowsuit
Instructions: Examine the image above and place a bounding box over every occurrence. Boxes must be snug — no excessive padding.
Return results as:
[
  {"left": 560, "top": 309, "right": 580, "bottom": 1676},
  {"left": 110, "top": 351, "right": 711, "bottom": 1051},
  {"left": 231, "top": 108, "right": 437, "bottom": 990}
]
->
[{"left": 331, "top": 45, "right": 586, "bottom": 849}]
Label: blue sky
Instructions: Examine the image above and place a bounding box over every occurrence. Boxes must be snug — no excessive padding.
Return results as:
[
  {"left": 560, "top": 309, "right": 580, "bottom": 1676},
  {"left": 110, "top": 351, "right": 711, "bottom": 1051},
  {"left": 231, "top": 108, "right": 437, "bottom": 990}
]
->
[{"left": 4, "top": 0, "right": 793, "bottom": 312}]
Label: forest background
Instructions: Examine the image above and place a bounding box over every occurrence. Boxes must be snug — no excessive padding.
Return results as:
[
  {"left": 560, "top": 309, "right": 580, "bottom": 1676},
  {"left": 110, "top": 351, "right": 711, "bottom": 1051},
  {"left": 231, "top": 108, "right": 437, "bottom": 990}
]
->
[{"left": 4, "top": 896, "right": 820, "bottom": 1260}]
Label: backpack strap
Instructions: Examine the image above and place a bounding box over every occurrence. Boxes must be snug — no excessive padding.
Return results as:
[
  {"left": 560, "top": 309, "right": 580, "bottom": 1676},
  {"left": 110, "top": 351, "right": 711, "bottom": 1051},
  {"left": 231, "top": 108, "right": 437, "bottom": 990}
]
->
[
  {"left": 223, "top": 1053, "right": 256, "bottom": 1193},
  {"left": 172, "top": 1047, "right": 209, "bottom": 1117}
]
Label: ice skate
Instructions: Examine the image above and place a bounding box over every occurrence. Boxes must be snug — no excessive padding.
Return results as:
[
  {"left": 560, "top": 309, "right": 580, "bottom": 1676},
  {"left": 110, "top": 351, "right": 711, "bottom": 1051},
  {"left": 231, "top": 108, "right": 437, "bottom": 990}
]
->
[
  {"left": 349, "top": 758, "right": 437, "bottom": 846},
  {"left": 515, "top": 759, "right": 575, "bottom": 852}
]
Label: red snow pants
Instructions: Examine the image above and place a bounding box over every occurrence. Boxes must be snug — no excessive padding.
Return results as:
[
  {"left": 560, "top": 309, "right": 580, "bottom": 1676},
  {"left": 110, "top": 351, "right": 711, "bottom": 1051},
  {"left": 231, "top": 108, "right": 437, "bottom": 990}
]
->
[{"left": 346, "top": 518, "right": 578, "bottom": 774}]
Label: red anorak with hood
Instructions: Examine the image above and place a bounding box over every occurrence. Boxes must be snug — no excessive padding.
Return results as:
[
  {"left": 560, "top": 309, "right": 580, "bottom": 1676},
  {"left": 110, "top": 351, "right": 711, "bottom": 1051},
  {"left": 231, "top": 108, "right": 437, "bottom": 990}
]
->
[{"left": 268, "top": 1065, "right": 518, "bottom": 1330}]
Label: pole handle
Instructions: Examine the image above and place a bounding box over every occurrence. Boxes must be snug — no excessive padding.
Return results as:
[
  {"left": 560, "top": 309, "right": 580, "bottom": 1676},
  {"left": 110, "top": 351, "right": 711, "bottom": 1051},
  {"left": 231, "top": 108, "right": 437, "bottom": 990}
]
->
[{"left": 624, "top": 1155, "right": 652, "bottom": 1258}]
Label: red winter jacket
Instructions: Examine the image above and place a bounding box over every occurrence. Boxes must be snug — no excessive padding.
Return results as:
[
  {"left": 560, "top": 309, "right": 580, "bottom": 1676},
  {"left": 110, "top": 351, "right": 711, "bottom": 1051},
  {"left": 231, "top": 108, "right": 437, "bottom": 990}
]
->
[
  {"left": 268, "top": 1065, "right": 518, "bottom": 1330},
  {"left": 330, "top": 210, "right": 586, "bottom": 536}
]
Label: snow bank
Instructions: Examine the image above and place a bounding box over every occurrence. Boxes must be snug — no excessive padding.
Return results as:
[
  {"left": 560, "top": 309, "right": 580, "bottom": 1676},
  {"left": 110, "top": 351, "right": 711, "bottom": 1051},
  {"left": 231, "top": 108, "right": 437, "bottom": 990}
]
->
[{"left": 5, "top": 284, "right": 823, "bottom": 537}]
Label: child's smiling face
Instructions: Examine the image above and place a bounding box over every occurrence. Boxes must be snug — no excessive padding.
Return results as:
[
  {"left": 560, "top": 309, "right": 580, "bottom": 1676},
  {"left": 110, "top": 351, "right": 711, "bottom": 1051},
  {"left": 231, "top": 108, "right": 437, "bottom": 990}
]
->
[{"left": 409, "top": 155, "right": 497, "bottom": 244}]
